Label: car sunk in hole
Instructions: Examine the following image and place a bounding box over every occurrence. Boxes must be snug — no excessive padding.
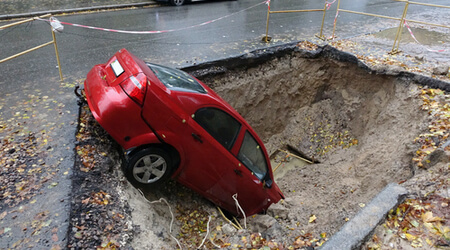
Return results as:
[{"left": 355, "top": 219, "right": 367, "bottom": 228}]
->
[{"left": 84, "top": 49, "right": 284, "bottom": 216}]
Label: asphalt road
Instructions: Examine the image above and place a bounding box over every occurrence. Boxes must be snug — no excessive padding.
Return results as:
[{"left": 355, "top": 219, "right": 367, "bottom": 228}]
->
[
  {"left": 1, "top": 0, "right": 448, "bottom": 92},
  {"left": 0, "top": 0, "right": 448, "bottom": 248}
]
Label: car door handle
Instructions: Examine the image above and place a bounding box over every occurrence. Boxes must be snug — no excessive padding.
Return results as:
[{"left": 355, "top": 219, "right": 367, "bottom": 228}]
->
[
  {"left": 191, "top": 133, "right": 203, "bottom": 143},
  {"left": 234, "top": 169, "right": 242, "bottom": 177}
]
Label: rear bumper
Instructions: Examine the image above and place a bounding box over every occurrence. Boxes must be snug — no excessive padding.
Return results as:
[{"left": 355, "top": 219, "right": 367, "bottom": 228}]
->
[{"left": 84, "top": 65, "right": 152, "bottom": 149}]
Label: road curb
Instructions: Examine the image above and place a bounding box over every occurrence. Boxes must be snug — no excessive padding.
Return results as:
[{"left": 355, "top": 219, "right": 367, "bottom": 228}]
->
[
  {"left": 320, "top": 183, "right": 408, "bottom": 250},
  {"left": 0, "top": 1, "right": 159, "bottom": 21}
]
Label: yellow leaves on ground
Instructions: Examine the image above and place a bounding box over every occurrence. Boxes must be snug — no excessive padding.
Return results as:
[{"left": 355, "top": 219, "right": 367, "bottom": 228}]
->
[
  {"left": 309, "top": 214, "right": 317, "bottom": 223},
  {"left": 376, "top": 196, "right": 450, "bottom": 249},
  {"left": 76, "top": 144, "right": 97, "bottom": 172},
  {"left": 422, "top": 211, "right": 443, "bottom": 223},
  {"left": 296, "top": 41, "right": 319, "bottom": 51},
  {"left": 98, "top": 239, "right": 120, "bottom": 250},
  {"left": 241, "top": 233, "right": 283, "bottom": 249},
  {"left": 304, "top": 116, "right": 359, "bottom": 157},
  {"left": 176, "top": 207, "right": 212, "bottom": 248},
  {"left": 82, "top": 191, "right": 110, "bottom": 206},
  {"left": 413, "top": 88, "right": 450, "bottom": 168},
  {"left": 292, "top": 232, "right": 327, "bottom": 249}
]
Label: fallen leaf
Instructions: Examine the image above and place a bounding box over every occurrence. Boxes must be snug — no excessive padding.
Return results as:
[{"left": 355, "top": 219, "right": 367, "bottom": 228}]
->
[
  {"left": 309, "top": 215, "right": 317, "bottom": 223},
  {"left": 422, "top": 211, "right": 443, "bottom": 223},
  {"left": 74, "top": 231, "right": 82, "bottom": 239},
  {"left": 404, "top": 232, "right": 417, "bottom": 241}
]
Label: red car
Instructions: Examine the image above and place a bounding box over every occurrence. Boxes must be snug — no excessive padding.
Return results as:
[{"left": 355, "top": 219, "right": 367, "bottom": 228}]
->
[{"left": 84, "top": 49, "right": 284, "bottom": 216}]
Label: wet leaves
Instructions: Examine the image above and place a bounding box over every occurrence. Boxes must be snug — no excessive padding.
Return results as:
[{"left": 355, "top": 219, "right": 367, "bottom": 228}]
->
[
  {"left": 413, "top": 88, "right": 450, "bottom": 168},
  {"left": 368, "top": 195, "right": 450, "bottom": 249},
  {"left": 176, "top": 207, "right": 214, "bottom": 248},
  {"left": 308, "top": 214, "right": 317, "bottom": 223},
  {"left": 0, "top": 85, "right": 75, "bottom": 216},
  {"left": 303, "top": 116, "right": 359, "bottom": 158},
  {"left": 82, "top": 191, "right": 111, "bottom": 206},
  {"left": 68, "top": 96, "right": 132, "bottom": 249},
  {"left": 76, "top": 144, "right": 98, "bottom": 172},
  {"left": 328, "top": 39, "right": 450, "bottom": 82},
  {"left": 241, "top": 233, "right": 284, "bottom": 249},
  {"left": 292, "top": 232, "right": 327, "bottom": 249},
  {"left": 296, "top": 41, "right": 319, "bottom": 51}
]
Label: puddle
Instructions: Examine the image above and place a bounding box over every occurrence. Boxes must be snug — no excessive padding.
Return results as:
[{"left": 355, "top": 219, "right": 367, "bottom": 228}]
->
[
  {"left": 373, "top": 27, "right": 449, "bottom": 45},
  {"left": 271, "top": 155, "right": 309, "bottom": 181}
]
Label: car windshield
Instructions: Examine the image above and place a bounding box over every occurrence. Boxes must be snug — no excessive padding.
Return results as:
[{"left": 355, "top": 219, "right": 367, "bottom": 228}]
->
[{"left": 148, "top": 63, "right": 206, "bottom": 94}]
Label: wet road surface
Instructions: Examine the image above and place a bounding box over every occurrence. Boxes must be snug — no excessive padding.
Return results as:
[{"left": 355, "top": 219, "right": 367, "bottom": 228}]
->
[{"left": 0, "top": 0, "right": 448, "bottom": 248}]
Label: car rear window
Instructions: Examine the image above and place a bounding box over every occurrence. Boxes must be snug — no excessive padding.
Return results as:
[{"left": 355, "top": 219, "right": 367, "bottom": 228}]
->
[{"left": 148, "top": 63, "right": 206, "bottom": 94}]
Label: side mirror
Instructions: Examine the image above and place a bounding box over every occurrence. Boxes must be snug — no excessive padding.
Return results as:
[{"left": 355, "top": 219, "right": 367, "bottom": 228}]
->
[{"left": 264, "top": 179, "right": 273, "bottom": 188}]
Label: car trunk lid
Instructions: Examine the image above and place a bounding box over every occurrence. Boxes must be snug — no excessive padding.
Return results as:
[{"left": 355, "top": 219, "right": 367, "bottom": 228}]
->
[{"left": 103, "top": 49, "right": 143, "bottom": 87}]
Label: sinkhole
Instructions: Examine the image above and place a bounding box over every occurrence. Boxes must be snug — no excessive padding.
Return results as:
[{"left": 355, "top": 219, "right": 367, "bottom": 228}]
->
[
  {"left": 124, "top": 44, "right": 448, "bottom": 248},
  {"left": 183, "top": 43, "right": 445, "bottom": 236}
]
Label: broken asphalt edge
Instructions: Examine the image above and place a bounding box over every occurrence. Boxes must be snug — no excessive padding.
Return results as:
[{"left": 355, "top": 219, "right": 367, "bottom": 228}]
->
[
  {"left": 0, "top": 1, "right": 159, "bottom": 21},
  {"left": 183, "top": 42, "right": 450, "bottom": 92}
]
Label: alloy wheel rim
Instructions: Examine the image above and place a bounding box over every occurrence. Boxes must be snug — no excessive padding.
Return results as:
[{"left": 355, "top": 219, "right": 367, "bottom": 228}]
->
[{"left": 133, "top": 154, "right": 167, "bottom": 184}]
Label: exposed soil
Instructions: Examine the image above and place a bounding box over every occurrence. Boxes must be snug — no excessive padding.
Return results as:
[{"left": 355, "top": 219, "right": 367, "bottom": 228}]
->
[
  {"left": 194, "top": 46, "right": 432, "bottom": 244},
  {"left": 68, "top": 45, "right": 449, "bottom": 249}
]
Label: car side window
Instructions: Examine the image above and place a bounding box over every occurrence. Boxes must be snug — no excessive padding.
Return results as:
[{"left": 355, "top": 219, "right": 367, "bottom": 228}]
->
[
  {"left": 238, "top": 132, "right": 268, "bottom": 180},
  {"left": 194, "top": 108, "right": 241, "bottom": 150}
]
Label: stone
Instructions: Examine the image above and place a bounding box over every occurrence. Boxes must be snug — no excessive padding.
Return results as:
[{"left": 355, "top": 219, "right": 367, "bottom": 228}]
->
[
  {"left": 249, "top": 214, "right": 283, "bottom": 240},
  {"left": 422, "top": 147, "right": 450, "bottom": 169},
  {"left": 283, "top": 196, "right": 302, "bottom": 207},
  {"left": 414, "top": 54, "right": 425, "bottom": 61},
  {"left": 249, "top": 214, "right": 277, "bottom": 232},
  {"left": 221, "top": 223, "right": 237, "bottom": 235},
  {"left": 432, "top": 65, "right": 449, "bottom": 75},
  {"left": 372, "top": 64, "right": 404, "bottom": 76},
  {"left": 267, "top": 203, "right": 289, "bottom": 219}
]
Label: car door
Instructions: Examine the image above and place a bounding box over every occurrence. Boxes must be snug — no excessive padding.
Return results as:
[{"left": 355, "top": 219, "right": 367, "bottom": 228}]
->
[
  {"left": 177, "top": 107, "right": 274, "bottom": 216},
  {"left": 232, "top": 130, "right": 275, "bottom": 216},
  {"left": 175, "top": 107, "right": 243, "bottom": 212}
]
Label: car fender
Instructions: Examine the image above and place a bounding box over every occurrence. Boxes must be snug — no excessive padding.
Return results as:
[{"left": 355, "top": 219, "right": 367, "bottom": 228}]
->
[
  {"left": 123, "top": 132, "right": 161, "bottom": 150},
  {"left": 124, "top": 130, "right": 186, "bottom": 170},
  {"left": 152, "top": 129, "right": 188, "bottom": 177}
]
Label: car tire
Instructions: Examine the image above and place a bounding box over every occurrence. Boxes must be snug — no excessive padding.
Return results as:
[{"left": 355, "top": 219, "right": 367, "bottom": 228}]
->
[
  {"left": 125, "top": 147, "right": 174, "bottom": 187},
  {"left": 169, "top": 0, "right": 185, "bottom": 6}
]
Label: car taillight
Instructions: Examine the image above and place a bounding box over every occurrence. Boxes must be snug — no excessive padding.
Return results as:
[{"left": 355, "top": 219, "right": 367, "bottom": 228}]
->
[{"left": 120, "top": 73, "right": 148, "bottom": 106}]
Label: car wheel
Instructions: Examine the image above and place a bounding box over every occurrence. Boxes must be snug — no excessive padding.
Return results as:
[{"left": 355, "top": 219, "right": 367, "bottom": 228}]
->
[
  {"left": 169, "top": 0, "right": 185, "bottom": 6},
  {"left": 126, "top": 147, "right": 174, "bottom": 187}
]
